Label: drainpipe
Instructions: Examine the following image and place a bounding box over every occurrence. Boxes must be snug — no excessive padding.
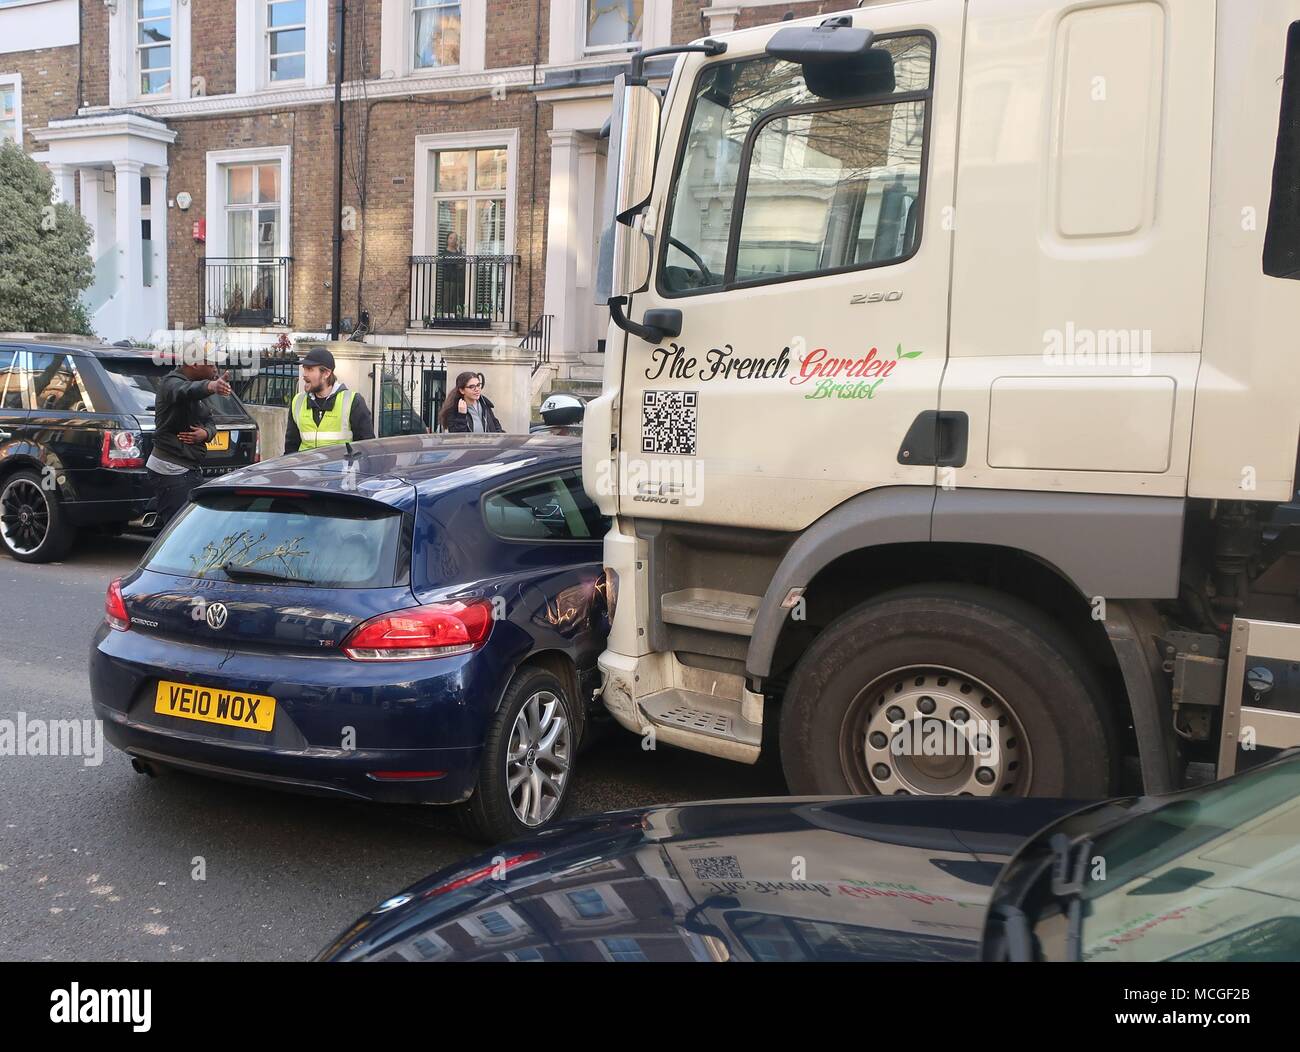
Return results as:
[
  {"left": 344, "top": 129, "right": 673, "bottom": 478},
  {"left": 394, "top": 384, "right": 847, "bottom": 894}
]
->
[{"left": 330, "top": 0, "right": 347, "bottom": 339}]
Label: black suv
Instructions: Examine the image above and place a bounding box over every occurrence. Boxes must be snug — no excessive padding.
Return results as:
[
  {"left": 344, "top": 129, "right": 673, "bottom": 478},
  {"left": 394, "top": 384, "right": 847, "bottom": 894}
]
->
[{"left": 0, "top": 341, "right": 261, "bottom": 563}]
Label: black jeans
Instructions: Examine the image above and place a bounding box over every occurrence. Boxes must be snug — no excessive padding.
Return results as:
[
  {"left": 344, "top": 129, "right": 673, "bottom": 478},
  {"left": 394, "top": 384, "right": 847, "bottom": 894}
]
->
[{"left": 150, "top": 468, "right": 202, "bottom": 527}]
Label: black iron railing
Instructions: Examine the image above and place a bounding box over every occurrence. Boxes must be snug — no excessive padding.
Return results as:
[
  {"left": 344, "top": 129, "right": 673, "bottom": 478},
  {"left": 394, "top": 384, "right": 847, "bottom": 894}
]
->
[
  {"left": 228, "top": 345, "right": 301, "bottom": 408},
  {"left": 200, "top": 257, "right": 293, "bottom": 328},
  {"left": 409, "top": 254, "right": 516, "bottom": 330},
  {"left": 373, "top": 350, "right": 448, "bottom": 437},
  {"left": 520, "top": 314, "right": 553, "bottom": 375}
]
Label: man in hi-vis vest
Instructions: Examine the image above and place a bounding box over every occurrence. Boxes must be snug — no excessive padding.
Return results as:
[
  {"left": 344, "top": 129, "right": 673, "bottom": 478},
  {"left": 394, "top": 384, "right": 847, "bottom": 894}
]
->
[{"left": 285, "top": 346, "right": 375, "bottom": 453}]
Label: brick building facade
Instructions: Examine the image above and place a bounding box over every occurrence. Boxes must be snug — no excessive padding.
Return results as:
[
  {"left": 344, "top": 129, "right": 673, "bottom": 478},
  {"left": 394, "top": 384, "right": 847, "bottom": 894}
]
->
[{"left": 4, "top": 0, "right": 831, "bottom": 375}]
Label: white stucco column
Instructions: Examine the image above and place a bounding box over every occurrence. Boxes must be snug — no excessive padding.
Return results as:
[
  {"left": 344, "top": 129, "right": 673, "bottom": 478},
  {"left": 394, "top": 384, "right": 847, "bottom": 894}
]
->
[
  {"left": 543, "top": 129, "right": 583, "bottom": 365},
  {"left": 114, "top": 159, "right": 145, "bottom": 336},
  {"left": 48, "top": 163, "right": 77, "bottom": 206},
  {"left": 574, "top": 136, "right": 602, "bottom": 357},
  {"left": 148, "top": 166, "right": 169, "bottom": 335},
  {"left": 79, "top": 168, "right": 106, "bottom": 260}
]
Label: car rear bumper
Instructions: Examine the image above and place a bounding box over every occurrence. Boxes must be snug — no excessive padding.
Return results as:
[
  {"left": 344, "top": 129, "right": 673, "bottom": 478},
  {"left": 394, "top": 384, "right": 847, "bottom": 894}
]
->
[
  {"left": 96, "top": 704, "right": 480, "bottom": 804},
  {"left": 89, "top": 624, "right": 506, "bottom": 804}
]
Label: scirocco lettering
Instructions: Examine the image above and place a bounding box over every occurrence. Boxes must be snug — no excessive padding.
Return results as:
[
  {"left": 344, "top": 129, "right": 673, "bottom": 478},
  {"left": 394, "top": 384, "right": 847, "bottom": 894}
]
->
[{"left": 644, "top": 341, "right": 921, "bottom": 402}]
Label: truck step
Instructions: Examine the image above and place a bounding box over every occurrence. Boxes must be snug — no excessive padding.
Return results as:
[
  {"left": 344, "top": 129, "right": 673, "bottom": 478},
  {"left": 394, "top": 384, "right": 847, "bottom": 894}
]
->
[
  {"left": 661, "top": 588, "right": 760, "bottom": 636},
  {"left": 638, "top": 688, "right": 762, "bottom": 758}
]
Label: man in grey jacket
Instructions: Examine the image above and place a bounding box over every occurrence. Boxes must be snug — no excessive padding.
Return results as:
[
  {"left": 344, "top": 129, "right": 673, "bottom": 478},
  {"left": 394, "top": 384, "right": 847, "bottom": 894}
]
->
[{"left": 147, "top": 358, "right": 231, "bottom": 525}]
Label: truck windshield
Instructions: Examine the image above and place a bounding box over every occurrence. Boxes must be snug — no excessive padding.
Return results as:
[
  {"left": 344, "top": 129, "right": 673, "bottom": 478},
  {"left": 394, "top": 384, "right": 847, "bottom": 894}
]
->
[{"left": 661, "top": 33, "right": 932, "bottom": 293}]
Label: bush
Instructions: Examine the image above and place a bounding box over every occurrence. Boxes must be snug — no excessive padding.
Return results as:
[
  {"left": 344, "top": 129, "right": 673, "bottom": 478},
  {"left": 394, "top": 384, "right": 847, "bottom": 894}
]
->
[{"left": 0, "top": 141, "right": 94, "bottom": 334}]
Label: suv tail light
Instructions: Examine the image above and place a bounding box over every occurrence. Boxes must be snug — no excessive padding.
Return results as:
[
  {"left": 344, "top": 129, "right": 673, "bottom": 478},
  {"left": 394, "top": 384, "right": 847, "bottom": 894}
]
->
[
  {"left": 105, "top": 578, "right": 129, "bottom": 631},
  {"left": 101, "top": 429, "right": 144, "bottom": 469},
  {"left": 341, "top": 599, "right": 494, "bottom": 661},
  {"left": 253, "top": 429, "right": 262, "bottom": 463}
]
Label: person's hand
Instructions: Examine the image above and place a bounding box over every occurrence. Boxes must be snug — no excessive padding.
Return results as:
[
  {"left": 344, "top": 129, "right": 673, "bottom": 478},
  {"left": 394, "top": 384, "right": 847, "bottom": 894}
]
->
[
  {"left": 207, "top": 371, "right": 232, "bottom": 396},
  {"left": 178, "top": 426, "right": 210, "bottom": 445},
  {"left": 458, "top": 398, "right": 467, "bottom": 414}
]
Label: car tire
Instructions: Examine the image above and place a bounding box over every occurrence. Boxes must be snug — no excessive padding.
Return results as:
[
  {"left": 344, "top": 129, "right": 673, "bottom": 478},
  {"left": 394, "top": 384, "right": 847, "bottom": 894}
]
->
[
  {"left": 460, "top": 666, "right": 578, "bottom": 843},
  {"left": 779, "top": 585, "right": 1116, "bottom": 799},
  {"left": 0, "top": 470, "right": 76, "bottom": 563}
]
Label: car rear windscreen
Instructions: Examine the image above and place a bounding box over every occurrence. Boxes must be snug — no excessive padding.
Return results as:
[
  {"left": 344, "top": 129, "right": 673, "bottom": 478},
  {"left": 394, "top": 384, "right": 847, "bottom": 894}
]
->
[
  {"left": 144, "top": 492, "right": 410, "bottom": 588},
  {"left": 99, "top": 359, "right": 248, "bottom": 420}
]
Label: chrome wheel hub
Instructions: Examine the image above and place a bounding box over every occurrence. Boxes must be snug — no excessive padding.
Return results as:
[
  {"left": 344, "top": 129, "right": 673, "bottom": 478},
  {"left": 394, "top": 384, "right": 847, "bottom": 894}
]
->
[
  {"left": 841, "top": 666, "right": 1030, "bottom": 797},
  {"left": 506, "top": 690, "right": 571, "bottom": 826}
]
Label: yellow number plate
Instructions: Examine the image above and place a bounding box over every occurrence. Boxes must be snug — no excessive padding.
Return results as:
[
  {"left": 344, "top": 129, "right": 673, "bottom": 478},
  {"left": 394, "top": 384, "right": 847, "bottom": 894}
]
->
[
  {"left": 154, "top": 681, "right": 276, "bottom": 732},
  {"left": 206, "top": 431, "right": 230, "bottom": 452}
]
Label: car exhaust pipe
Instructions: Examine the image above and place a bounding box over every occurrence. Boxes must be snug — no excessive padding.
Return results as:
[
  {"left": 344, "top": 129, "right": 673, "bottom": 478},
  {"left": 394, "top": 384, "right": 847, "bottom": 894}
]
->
[
  {"left": 130, "top": 757, "right": 157, "bottom": 778},
  {"left": 128, "top": 511, "right": 159, "bottom": 530}
]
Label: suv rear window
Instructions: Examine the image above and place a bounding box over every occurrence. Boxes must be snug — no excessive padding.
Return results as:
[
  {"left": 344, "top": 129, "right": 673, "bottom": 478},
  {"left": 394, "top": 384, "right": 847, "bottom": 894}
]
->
[
  {"left": 99, "top": 358, "right": 249, "bottom": 420},
  {"left": 145, "top": 492, "right": 410, "bottom": 588}
]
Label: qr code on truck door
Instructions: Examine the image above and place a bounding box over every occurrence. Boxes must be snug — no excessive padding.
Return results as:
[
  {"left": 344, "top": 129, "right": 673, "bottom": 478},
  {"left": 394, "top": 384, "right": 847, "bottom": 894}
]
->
[{"left": 641, "top": 390, "right": 698, "bottom": 455}]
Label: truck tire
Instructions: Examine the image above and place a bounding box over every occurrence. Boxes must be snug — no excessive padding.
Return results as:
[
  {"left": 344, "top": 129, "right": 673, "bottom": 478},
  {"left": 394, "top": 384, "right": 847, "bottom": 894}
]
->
[
  {"left": 0, "top": 470, "right": 76, "bottom": 563},
  {"left": 779, "top": 586, "right": 1115, "bottom": 799}
]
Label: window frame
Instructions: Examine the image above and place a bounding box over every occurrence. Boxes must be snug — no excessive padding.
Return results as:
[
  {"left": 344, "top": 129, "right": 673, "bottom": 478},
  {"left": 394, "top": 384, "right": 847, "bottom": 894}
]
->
[
  {"left": 0, "top": 74, "right": 21, "bottom": 147},
  {"left": 411, "top": 0, "right": 462, "bottom": 73},
  {"left": 478, "top": 468, "right": 607, "bottom": 546},
  {"left": 136, "top": 0, "right": 174, "bottom": 99},
  {"left": 654, "top": 30, "right": 936, "bottom": 301},
  {"left": 427, "top": 146, "right": 509, "bottom": 255},
  {"left": 0, "top": 348, "right": 28, "bottom": 410},
  {"left": 223, "top": 161, "right": 284, "bottom": 259},
  {"left": 583, "top": 0, "right": 643, "bottom": 56},
  {"left": 265, "top": 0, "right": 308, "bottom": 85}
]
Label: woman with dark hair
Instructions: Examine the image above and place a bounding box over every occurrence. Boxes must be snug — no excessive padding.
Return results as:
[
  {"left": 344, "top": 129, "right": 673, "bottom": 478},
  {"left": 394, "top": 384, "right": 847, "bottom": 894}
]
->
[{"left": 440, "top": 370, "right": 505, "bottom": 433}]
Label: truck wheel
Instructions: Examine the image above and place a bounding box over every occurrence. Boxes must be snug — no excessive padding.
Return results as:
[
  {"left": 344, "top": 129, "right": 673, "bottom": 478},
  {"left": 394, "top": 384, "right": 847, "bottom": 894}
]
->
[
  {"left": 459, "top": 667, "right": 577, "bottom": 843},
  {"left": 0, "top": 471, "right": 76, "bottom": 563},
  {"left": 779, "top": 586, "right": 1115, "bottom": 798}
]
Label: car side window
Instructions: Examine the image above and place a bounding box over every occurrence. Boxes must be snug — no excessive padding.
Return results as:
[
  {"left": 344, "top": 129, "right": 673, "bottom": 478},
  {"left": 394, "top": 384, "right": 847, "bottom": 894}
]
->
[
  {"left": 483, "top": 470, "right": 606, "bottom": 542},
  {"left": 29, "top": 352, "right": 93, "bottom": 413},
  {"left": 0, "top": 350, "right": 27, "bottom": 410}
]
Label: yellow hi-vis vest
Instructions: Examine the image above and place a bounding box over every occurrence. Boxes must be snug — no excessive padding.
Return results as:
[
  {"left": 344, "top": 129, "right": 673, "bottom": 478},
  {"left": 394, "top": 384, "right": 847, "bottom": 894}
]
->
[{"left": 292, "top": 389, "right": 355, "bottom": 449}]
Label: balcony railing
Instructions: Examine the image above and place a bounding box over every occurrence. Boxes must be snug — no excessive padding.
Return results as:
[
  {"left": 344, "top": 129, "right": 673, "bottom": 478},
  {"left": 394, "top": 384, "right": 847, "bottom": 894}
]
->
[
  {"left": 199, "top": 257, "right": 293, "bottom": 328},
  {"left": 409, "top": 253, "right": 516, "bottom": 330}
]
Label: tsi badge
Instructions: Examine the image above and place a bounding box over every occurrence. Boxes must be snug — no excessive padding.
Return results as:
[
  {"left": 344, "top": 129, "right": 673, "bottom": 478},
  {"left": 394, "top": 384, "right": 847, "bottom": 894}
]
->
[{"left": 205, "top": 602, "right": 229, "bottom": 631}]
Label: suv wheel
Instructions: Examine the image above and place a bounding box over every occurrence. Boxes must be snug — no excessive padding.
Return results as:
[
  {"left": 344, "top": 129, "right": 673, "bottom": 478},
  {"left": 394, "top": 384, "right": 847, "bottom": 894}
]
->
[
  {"left": 460, "top": 667, "right": 577, "bottom": 843},
  {"left": 0, "top": 471, "right": 76, "bottom": 563}
]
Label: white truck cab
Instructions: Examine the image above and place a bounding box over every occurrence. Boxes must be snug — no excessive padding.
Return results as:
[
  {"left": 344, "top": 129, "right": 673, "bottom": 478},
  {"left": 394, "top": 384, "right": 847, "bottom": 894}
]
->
[{"left": 583, "top": 0, "right": 1300, "bottom": 799}]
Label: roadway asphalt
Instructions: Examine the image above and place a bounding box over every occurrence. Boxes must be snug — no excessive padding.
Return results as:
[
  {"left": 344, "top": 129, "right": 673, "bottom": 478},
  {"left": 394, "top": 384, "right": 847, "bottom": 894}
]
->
[{"left": 0, "top": 532, "right": 784, "bottom": 961}]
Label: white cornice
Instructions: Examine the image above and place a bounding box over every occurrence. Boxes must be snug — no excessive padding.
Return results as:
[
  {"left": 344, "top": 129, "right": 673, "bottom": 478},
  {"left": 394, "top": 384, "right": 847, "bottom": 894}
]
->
[{"left": 33, "top": 112, "right": 178, "bottom": 145}]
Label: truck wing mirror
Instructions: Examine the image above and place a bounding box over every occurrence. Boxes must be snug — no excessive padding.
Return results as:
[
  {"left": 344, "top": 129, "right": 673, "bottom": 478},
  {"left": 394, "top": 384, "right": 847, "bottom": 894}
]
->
[
  {"left": 596, "top": 74, "right": 661, "bottom": 309},
  {"left": 766, "top": 17, "right": 895, "bottom": 100}
]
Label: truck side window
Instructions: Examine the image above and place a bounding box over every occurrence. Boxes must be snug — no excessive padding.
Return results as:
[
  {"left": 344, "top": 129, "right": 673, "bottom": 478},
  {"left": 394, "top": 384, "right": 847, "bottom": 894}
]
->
[
  {"left": 1264, "top": 21, "right": 1300, "bottom": 279},
  {"left": 660, "top": 33, "right": 932, "bottom": 296},
  {"left": 734, "top": 101, "right": 924, "bottom": 282}
]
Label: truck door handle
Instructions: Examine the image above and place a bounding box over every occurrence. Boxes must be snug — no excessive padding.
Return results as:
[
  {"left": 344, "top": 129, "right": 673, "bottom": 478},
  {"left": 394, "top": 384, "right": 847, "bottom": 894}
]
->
[{"left": 898, "top": 411, "right": 968, "bottom": 468}]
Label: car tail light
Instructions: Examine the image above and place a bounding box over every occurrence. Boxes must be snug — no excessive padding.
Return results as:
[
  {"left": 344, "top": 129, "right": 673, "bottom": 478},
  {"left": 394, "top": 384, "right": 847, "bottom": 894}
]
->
[
  {"left": 105, "top": 578, "right": 129, "bottom": 631},
  {"left": 341, "top": 599, "right": 495, "bottom": 661},
  {"left": 421, "top": 851, "right": 542, "bottom": 899},
  {"left": 101, "top": 429, "right": 144, "bottom": 469}
]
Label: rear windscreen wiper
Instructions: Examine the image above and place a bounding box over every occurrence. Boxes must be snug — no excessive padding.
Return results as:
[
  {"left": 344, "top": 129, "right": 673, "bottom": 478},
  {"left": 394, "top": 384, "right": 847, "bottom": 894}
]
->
[{"left": 221, "top": 562, "right": 301, "bottom": 584}]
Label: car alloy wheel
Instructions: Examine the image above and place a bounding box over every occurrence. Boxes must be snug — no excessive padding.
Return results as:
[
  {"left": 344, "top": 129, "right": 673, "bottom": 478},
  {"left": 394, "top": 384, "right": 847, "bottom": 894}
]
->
[
  {"left": 0, "top": 477, "right": 51, "bottom": 556},
  {"left": 505, "top": 689, "right": 572, "bottom": 827},
  {"left": 839, "top": 665, "right": 1031, "bottom": 797}
]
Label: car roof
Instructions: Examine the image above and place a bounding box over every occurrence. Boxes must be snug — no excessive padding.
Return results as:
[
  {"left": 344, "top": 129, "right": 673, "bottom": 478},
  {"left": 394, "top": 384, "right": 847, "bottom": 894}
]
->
[{"left": 202, "top": 432, "right": 583, "bottom": 507}]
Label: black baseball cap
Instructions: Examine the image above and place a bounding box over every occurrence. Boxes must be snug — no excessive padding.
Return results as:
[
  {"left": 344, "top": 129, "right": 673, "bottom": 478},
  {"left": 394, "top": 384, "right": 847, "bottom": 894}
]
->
[{"left": 300, "top": 346, "right": 336, "bottom": 370}]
